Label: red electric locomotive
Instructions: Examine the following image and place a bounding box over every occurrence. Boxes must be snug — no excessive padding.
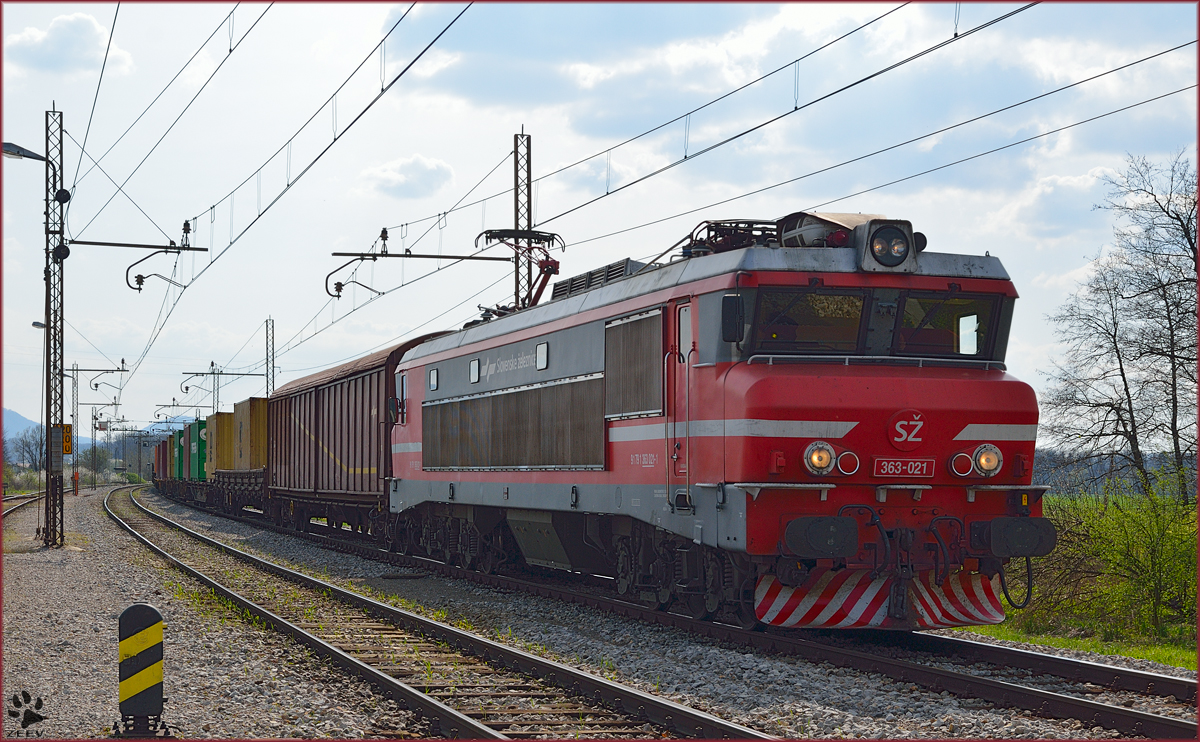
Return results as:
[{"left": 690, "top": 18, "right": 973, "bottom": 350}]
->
[{"left": 384, "top": 210, "right": 1056, "bottom": 631}]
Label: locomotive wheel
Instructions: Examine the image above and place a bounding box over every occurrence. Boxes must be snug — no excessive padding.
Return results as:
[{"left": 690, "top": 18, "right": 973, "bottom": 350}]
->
[
  {"left": 478, "top": 541, "right": 500, "bottom": 575},
  {"left": 685, "top": 593, "right": 715, "bottom": 621},
  {"left": 654, "top": 586, "right": 673, "bottom": 611},
  {"left": 733, "top": 601, "right": 762, "bottom": 631},
  {"left": 614, "top": 539, "right": 634, "bottom": 596}
]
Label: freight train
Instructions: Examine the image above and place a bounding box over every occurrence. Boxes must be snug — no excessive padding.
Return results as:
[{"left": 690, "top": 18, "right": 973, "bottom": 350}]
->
[{"left": 153, "top": 210, "right": 1057, "bottom": 631}]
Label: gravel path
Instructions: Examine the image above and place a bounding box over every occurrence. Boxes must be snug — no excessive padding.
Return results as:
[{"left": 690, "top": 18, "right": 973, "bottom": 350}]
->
[
  {"left": 136, "top": 492, "right": 1190, "bottom": 739},
  {"left": 2, "top": 488, "right": 426, "bottom": 739}
]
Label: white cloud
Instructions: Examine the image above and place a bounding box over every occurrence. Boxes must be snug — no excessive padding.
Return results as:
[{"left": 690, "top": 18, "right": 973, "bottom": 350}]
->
[
  {"left": 409, "top": 49, "right": 460, "bottom": 79},
  {"left": 1031, "top": 260, "right": 1098, "bottom": 291},
  {"left": 361, "top": 154, "right": 454, "bottom": 199},
  {"left": 4, "top": 13, "right": 133, "bottom": 78}
]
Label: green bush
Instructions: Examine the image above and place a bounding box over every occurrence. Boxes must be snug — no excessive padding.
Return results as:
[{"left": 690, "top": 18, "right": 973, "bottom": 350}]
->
[{"left": 1015, "top": 477, "right": 1196, "bottom": 645}]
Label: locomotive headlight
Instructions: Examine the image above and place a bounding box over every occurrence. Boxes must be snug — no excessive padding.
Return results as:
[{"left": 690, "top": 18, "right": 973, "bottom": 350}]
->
[
  {"left": 805, "top": 441, "right": 836, "bottom": 475},
  {"left": 973, "top": 444, "right": 1003, "bottom": 476},
  {"left": 869, "top": 226, "right": 909, "bottom": 267}
]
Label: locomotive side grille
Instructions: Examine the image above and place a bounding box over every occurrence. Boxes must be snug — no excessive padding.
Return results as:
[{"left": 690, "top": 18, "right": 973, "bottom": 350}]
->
[
  {"left": 605, "top": 311, "right": 663, "bottom": 418},
  {"left": 422, "top": 377, "right": 603, "bottom": 469}
]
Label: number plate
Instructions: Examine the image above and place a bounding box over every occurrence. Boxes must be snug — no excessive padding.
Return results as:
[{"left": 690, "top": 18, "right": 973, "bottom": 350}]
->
[{"left": 873, "top": 458, "right": 935, "bottom": 477}]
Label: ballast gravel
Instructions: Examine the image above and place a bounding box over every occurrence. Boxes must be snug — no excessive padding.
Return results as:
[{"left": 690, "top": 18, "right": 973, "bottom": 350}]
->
[
  {"left": 134, "top": 491, "right": 1194, "bottom": 739},
  {"left": 2, "top": 489, "right": 426, "bottom": 739}
]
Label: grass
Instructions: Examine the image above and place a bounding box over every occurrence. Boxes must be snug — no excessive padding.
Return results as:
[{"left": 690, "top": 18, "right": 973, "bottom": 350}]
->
[{"left": 953, "top": 623, "right": 1197, "bottom": 671}]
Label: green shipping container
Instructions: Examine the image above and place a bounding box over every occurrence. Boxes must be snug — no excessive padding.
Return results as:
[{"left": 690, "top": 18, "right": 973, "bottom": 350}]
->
[{"left": 190, "top": 420, "right": 207, "bottom": 481}]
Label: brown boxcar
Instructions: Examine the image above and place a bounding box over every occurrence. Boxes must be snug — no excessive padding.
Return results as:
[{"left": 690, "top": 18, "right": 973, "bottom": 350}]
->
[{"left": 267, "top": 335, "right": 442, "bottom": 533}]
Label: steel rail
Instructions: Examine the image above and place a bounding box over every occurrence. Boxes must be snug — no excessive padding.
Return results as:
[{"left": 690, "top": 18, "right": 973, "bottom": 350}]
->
[
  {"left": 120, "top": 488, "right": 776, "bottom": 740},
  {"left": 155, "top": 490, "right": 1197, "bottom": 739},
  {"left": 105, "top": 487, "right": 505, "bottom": 739},
  {"left": 3, "top": 488, "right": 47, "bottom": 501},
  {"left": 3, "top": 493, "right": 46, "bottom": 518},
  {"left": 860, "top": 630, "right": 1197, "bottom": 704}
]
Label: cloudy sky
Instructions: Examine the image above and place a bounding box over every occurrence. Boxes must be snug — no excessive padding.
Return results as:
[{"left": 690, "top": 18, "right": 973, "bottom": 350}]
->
[{"left": 2, "top": 2, "right": 1196, "bottom": 437}]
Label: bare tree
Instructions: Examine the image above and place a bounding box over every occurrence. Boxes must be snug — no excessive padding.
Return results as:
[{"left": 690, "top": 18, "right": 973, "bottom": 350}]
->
[
  {"left": 12, "top": 425, "right": 46, "bottom": 471},
  {"left": 1042, "top": 151, "right": 1197, "bottom": 499}
]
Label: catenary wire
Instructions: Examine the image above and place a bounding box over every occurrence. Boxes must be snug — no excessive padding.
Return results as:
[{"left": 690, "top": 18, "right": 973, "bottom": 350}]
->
[
  {"left": 281, "top": 271, "right": 511, "bottom": 374},
  {"left": 391, "top": 148, "right": 513, "bottom": 256},
  {"left": 535, "top": 2, "right": 1039, "bottom": 228},
  {"left": 73, "top": 3, "right": 274, "bottom": 240},
  {"left": 63, "top": 128, "right": 172, "bottom": 241},
  {"left": 566, "top": 41, "right": 1197, "bottom": 248},
  {"left": 120, "top": 4, "right": 472, "bottom": 392},
  {"left": 72, "top": 4, "right": 240, "bottom": 194},
  {"left": 64, "top": 318, "right": 122, "bottom": 369},
  {"left": 71, "top": 2, "right": 119, "bottom": 195},
  {"left": 279, "top": 145, "right": 516, "bottom": 363},
  {"left": 385, "top": 2, "right": 909, "bottom": 233},
  {"left": 119, "top": 3, "right": 429, "bottom": 388},
  {"left": 188, "top": 2, "right": 419, "bottom": 225},
  {"left": 802, "top": 85, "right": 1196, "bottom": 212}
]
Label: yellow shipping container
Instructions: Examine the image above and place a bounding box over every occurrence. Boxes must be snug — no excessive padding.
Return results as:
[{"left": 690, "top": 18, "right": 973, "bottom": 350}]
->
[
  {"left": 234, "top": 397, "right": 268, "bottom": 470},
  {"left": 205, "top": 412, "right": 235, "bottom": 475}
]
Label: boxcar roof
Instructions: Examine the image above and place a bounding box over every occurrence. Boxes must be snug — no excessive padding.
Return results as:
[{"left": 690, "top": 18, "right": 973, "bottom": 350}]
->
[
  {"left": 272, "top": 344, "right": 403, "bottom": 398},
  {"left": 399, "top": 245, "right": 1011, "bottom": 365}
]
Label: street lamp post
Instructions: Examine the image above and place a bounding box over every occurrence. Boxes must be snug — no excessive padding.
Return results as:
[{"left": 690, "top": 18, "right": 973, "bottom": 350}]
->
[{"left": 5, "top": 111, "right": 72, "bottom": 547}]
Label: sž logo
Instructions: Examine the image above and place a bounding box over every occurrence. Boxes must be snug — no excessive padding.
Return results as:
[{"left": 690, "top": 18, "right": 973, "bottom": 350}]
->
[{"left": 887, "top": 408, "right": 925, "bottom": 452}]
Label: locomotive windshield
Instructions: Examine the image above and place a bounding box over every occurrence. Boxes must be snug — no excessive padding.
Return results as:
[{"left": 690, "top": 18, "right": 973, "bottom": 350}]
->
[
  {"left": 749, "top": 288, "right": 1005, "bottom": 360},
  {"left": 752, "top": 290, "right": 865, "bottom": 353},
  {"left": 895, "top": 292, "right": 998, "bottom": 357}
]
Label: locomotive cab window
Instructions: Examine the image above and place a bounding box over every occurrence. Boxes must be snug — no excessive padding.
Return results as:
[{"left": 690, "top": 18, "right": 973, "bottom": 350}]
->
[
  {"left": 469, "top": 359, "right": 480, "bottom": 384},
  {"left": 751, "top": 290, "right": 867, "bottom": 354},
  {"left": 536, "top": 342, "right": 548, "bottom": 370},
  {"left": 678, "top": 303, "right": 693, "bottom": 358},
  {"left": 428, "top": 368, "right": 438, "bottom": 391},
  {"left": 895, "top": 293, "right": 998, "bottom": 358},
  {"left": 399, "top": 374, "right": 408, "bottom": 424}
]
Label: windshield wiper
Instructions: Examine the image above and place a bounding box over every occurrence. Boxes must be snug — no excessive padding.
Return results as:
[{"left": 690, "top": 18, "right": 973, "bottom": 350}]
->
[{"left": 905, "top": 283, "right": 960, "bottom": 337}]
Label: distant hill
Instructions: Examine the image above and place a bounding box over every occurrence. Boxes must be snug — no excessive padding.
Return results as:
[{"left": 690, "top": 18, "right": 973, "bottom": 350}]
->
[
  {"left": 3, "top": 408, "right": 96, "bottom": 448},
  {"left": 4, "top": 408, "right": 38, "bottom": 437}
]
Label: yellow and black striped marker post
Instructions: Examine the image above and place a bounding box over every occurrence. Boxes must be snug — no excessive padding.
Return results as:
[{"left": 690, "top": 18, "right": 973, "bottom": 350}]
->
[{"left": 118, "top": 603, "right": 166, "bottom": 736}]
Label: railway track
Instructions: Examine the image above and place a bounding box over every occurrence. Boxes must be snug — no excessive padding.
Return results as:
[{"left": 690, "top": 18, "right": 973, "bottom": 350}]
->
[
  {"left": 3, "top": 492, "right": 45, "bottom": 518},
  {"left": 154, "top": 490, "right": 1198, "bottom": 739},
  {"left": 106, "top": 487, "right": 774, "bottom": 740}
]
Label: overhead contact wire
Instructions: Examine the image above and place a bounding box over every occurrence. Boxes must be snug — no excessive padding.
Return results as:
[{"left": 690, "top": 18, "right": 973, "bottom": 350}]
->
[
  {"left": 385, "top": 2, "right": 909, "bottom": 232},
  {"left": 568, "top": 41, "right": 1197, "bottom": 247},
  {"left": 536, "top": 2, "right": 1039, "bottom": 228},
  {"left": 73, "top": 4, "right": 241, "bottom": 191},
  {"left": 803, "top": 85, "right": 1197, "bottom": 212},
  {"left": 64, "top": 128, "right": 172, "bottom": 241},
  {"left": 71, "top": 2, "right": 119, "bottom": 195},
  {"left": 122, "top": 4, "right": 472, "bottom": 390},
  {"left": 74, "top": 3, "right": 274, "bottom": 239},
  {"left": 390, "top": 148, "right": 512, "bottom": 256}
]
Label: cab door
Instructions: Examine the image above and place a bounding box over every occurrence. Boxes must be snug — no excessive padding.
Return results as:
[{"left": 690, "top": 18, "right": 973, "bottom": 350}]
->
[{"left": 669, "top": 299, "right": 695, "bottom": 491}]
